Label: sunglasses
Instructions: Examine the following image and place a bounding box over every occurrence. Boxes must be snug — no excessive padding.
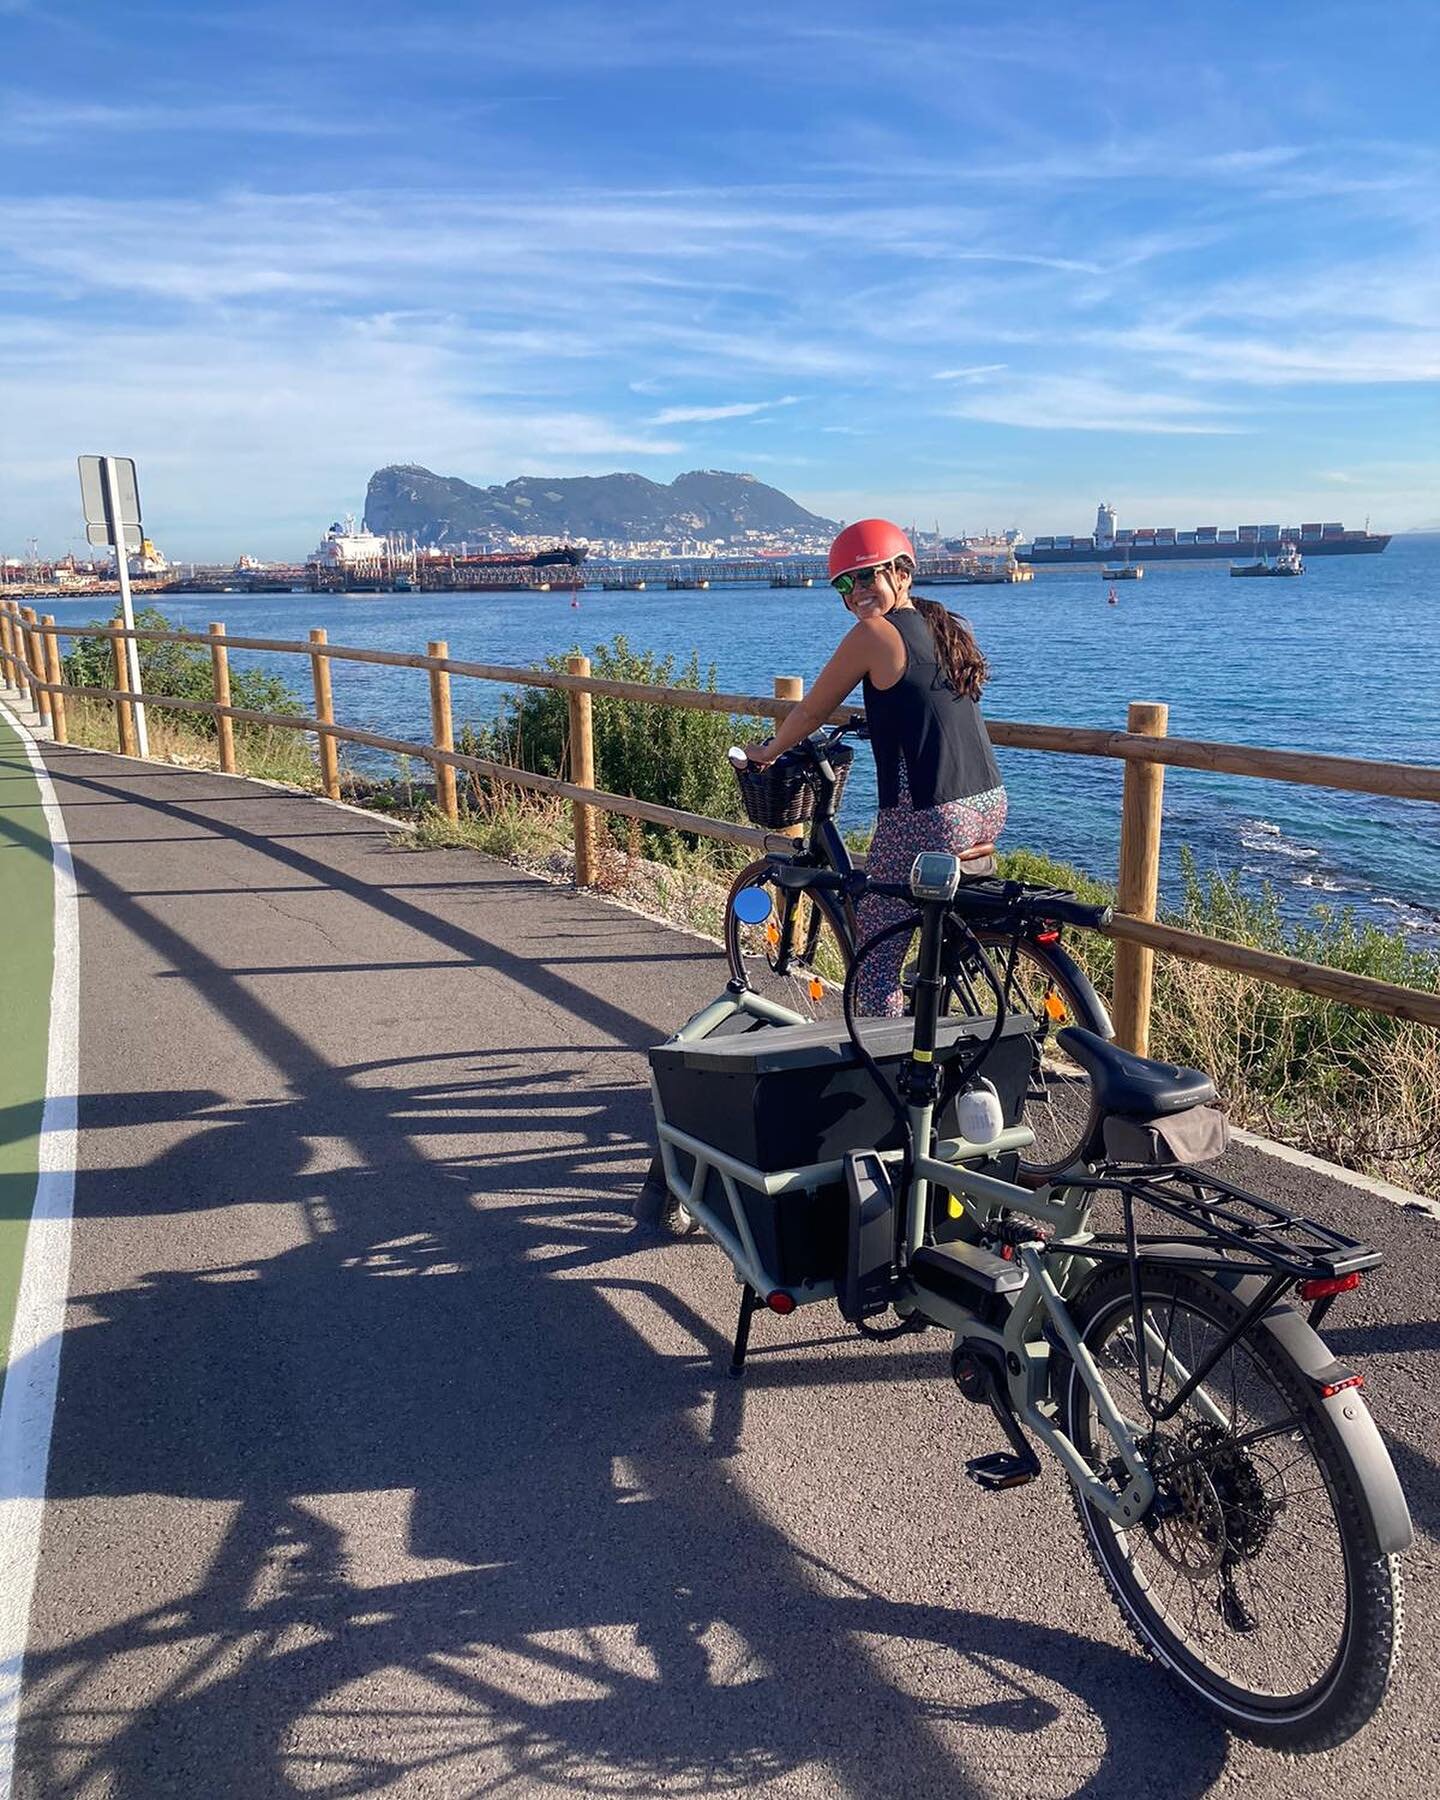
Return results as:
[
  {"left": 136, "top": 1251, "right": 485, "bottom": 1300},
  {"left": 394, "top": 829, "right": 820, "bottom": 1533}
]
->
[{"left": 832, "top": 560, "right": 894, "bottom": 599}]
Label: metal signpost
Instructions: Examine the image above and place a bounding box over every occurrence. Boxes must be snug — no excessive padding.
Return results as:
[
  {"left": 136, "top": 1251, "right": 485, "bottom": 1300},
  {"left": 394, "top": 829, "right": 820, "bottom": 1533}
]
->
[{"left": 78, "top": 454, "right": 148, "bottom": 755}]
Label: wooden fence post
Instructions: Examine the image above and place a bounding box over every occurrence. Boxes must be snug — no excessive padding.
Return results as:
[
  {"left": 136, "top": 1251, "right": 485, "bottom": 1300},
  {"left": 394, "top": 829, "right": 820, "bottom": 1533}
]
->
[
  {"left": 567, "top": 653, "right": 597, "bottom": 885},
  {"left": 209, "top": 623, "right": 237, "bottom": 774},
  {"left": 1113, "top": 700, "right": 1169, "bottom": 1055},
  {"left": 21, "top": 609, "right": 50, "bottom": 726},
  {"left": 1, "top": 603, "right": 20, "bottom": 695},
  {"left": 773, "top": 675, "right": 806, "bottom": 840},
  {"left": 0, "top": 602, "right": 15, "bottom": 691},
  {"left": 309, "top": 627, "right": 341, "bottom": 800},
  {"left": 111, "top": 617, "right": 138, "bottom": 756},
  {"left": 427, "top": 640, "right": 459, "bottom": 823},
  {"left": 41, "top": 618, "right": 67, "bottom": 744}
]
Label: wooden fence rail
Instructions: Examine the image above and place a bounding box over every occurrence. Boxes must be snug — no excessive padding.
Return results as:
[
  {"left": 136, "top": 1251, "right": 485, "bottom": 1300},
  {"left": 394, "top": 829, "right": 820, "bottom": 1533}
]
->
[{"left": 4, "top": 601, "right": 1439, "bottom": 1043}]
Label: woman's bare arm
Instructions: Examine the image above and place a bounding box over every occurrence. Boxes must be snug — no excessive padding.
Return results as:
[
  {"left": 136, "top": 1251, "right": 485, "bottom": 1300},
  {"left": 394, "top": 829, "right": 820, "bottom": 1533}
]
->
[{"left": 742, "top": 618, "right": 897, "bottom": 764}]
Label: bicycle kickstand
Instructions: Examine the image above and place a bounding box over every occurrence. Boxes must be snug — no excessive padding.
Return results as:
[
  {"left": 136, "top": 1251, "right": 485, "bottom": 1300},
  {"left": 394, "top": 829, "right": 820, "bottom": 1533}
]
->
[{"left": 730, "top": 1283, "right": 759, "bottom": 1380}]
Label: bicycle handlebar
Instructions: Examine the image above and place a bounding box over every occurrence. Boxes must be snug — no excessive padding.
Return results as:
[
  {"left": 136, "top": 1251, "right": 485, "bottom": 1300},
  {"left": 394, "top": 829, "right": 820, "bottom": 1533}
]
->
[
  {"left": 768, "top": 861, "right": 1112, "bottom": 932},
  {"left": 728, "top": 720, "right": 869, "bottom": 773}
]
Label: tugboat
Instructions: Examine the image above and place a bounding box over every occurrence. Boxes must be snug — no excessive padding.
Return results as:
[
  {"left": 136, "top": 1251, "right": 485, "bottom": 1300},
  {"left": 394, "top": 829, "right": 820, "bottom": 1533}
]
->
[
  {"left": 1101, "top": 563, "right": 1143, "bottom": 580},
  {"left": 1230, "top": 544, "right": 1304, "bottom": 577}
]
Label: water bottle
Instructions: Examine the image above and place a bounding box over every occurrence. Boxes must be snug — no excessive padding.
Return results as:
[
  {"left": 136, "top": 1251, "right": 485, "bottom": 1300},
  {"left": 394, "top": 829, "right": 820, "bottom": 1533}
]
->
[{"left": 955, "top": 1078, "right": 1005, "bottom": 1145}]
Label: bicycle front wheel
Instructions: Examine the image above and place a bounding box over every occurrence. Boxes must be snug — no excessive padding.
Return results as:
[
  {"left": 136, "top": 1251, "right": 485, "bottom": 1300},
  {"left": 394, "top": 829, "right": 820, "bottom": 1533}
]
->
[
  {"left": 947, "top": 936, "right": 1100, "bottom": 1179},
  {"left": 724, "top": 860, "right": 853, "bottom": 1023},
  {"left": 1061, "top": 1264, "right": 1403, "bottom": 1749}
]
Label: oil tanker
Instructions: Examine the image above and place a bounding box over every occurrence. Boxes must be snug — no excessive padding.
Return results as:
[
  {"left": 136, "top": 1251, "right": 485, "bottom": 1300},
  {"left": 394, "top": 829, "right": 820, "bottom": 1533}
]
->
[{"left": 1018, "top": 503, "right": 1390, "bottom": 565}]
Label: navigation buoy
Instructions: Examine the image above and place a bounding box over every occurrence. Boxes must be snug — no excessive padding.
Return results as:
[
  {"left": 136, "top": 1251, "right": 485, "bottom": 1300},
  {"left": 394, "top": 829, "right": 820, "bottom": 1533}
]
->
[{"left": 1107, "top": 587, "right": 1118, "bottom": 605}]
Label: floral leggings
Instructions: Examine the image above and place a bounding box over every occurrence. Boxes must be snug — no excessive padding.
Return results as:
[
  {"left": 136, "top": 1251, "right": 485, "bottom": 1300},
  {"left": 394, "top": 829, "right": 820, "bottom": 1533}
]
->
[{"left": 854, "top": 774, "right": 1008, "bottom": 1016}]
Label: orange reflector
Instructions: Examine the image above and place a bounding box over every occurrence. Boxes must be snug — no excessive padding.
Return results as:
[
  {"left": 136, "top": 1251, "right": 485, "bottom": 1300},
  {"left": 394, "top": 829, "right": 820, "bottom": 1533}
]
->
[
  {"left": 1320, "top": 1374, "right": 1364, "bottom": 1398},
  {"left": 765, "top": 921, "right": 780, "bottom": 948},
  {"left": 766, "top": 1291, "right": 797, "bottom": 1315},
  {"left": 1043, "top": 991, "right": 1068, "bottom": 1022},
  {"left": 808, "top": 977, "right": 825, "bottom": 1001}
]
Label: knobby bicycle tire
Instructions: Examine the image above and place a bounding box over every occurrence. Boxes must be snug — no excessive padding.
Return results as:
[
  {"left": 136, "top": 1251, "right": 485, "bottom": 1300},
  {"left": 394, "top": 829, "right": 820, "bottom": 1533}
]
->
[{"left": 1060, "top": 1263, "right": 1402, "bottom": 1749}]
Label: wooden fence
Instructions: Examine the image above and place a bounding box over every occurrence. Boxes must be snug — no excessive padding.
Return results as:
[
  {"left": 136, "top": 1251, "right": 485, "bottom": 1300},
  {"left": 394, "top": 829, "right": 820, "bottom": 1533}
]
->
[{"left": 3, "top": 597, "right": 1439, "bottom": 1049}]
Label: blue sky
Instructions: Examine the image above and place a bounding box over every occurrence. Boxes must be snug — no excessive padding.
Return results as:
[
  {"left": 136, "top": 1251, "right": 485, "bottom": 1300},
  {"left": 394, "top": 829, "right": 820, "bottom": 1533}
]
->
[{"left": 2, "top": 0, "right": 1436, "bottom": 558}]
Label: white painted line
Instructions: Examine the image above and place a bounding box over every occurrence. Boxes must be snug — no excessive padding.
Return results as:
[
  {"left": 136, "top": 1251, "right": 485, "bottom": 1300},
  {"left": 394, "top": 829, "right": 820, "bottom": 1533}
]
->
[
  {"left": 0, "top": 704, "right": 80, "bottom": 1798},
  {"left": 1230, "top": 1126, "right": 1438, "bottom": 1219}
]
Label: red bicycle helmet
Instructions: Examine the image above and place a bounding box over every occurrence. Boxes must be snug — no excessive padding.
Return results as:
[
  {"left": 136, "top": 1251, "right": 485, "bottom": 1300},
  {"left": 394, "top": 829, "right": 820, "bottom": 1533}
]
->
[{"left": 828, "top": 518, "right": 916, "bottom": 582}]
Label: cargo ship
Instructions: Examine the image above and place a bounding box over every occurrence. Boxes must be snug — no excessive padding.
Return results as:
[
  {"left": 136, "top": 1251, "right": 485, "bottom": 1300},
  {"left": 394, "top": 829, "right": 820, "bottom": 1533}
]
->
[
  {"left": 459, "top": 545, "right": 589, "bottom": 569},
  {"left": 1018, "top": 503, "right": 1389, "bottom": 565}
]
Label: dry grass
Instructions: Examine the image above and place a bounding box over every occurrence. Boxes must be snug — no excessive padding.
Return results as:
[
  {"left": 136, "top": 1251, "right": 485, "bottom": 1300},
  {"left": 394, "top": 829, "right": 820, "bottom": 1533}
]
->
[
  {"left": 1149, "top": 956, "right": 1440, "bottom": 1193},
  {"left": 59, "top": 694, "right": 322, "bottom": 789}
]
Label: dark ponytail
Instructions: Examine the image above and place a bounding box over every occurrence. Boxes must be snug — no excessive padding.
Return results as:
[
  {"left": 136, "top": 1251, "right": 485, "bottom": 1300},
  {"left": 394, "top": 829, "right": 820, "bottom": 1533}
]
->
[{"left": 913, "top": 595, "right": 989, "bottom": 700}]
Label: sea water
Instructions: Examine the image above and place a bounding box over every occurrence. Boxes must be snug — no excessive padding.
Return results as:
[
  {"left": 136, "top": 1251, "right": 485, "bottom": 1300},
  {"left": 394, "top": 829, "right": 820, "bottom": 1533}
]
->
[{"left": 41, "top": 534, "right": 1440, "bottom": 940}]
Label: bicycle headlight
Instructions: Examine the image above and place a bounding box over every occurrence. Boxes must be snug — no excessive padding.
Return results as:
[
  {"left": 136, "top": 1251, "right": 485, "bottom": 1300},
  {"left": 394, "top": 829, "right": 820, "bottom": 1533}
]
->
[{"left": 909, "top": 853, "right": 961, "bottom": 902}]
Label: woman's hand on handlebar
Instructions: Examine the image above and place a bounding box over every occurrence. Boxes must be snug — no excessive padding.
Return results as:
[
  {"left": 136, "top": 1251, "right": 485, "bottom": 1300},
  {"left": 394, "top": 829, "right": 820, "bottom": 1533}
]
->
[{"left": 735, "top": 722, "right": 861, "bottom": 770}]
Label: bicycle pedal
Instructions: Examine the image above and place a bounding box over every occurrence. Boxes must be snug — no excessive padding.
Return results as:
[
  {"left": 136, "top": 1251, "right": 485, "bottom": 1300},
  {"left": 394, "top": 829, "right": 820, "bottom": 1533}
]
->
[{"left": 967, "top": 1452, "right": 1040, "bottom": 1491}]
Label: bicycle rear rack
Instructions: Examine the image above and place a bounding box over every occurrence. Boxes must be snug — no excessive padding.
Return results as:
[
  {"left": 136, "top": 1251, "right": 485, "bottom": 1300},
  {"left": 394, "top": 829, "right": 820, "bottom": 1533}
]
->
[{"left": 1058, "top": 1163, "right": 1381, "bottom": 1284}]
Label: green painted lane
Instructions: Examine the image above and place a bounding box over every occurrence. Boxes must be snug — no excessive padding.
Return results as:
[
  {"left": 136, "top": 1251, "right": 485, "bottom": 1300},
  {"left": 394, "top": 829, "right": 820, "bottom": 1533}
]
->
[{"left": 0, "top": 707, "right": 54, "bottom": 1390}]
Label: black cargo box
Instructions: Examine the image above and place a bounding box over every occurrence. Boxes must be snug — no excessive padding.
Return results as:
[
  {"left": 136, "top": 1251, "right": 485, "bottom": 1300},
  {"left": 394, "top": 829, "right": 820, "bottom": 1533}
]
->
[{"left": 650, "top": 1013, "right": 1034, "bottom": 1290}]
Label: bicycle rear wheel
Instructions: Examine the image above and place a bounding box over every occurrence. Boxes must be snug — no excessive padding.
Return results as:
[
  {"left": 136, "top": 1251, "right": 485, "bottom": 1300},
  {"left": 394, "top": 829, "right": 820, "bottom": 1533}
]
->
[
  {"left": 946, "top": 935, "right": 1100, "bottom": 1179},
  {"left": 1061, "top": 1264, "right": 1402, "bottom": 1748},
  {"left": 723, "top": 860, "right": 853, "bottom": 1024}
]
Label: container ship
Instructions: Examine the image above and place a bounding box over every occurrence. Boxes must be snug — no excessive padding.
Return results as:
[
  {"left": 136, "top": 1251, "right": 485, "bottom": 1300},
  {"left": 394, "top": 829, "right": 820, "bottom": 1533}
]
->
[{"left": 1018, "top": 503, "right": 1390, "bottom": 565}]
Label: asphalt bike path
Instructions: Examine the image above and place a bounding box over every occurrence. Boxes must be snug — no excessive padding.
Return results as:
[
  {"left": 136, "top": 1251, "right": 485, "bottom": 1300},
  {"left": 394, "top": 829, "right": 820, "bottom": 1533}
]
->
[{"left": 6, "top": 735, "right": 1438, "bottom": 1798}]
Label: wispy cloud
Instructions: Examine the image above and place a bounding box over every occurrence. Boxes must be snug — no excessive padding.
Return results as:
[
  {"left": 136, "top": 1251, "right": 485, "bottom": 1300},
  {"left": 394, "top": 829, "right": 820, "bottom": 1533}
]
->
[
  {"left": 948, "top": 376, "right": 1244, "bottom": 436},
  {"left": 0, "top": 89, "right": 372, "bottom": 143},
  {"left": 934, "top": 365, "right": 1008, "bottom": 382},
  {"left": 650, "top": 396, "right": 798, "bottom": 423}
]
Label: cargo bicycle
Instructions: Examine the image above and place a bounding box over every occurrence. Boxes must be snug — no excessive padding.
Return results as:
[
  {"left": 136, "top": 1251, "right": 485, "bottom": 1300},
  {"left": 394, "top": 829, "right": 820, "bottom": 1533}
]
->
[
  {"left": 723, "top": 722, "right": 1115, "bottom": 1179},
  {"left": 645, "top": 848, "right": 1412, "bottom": 1748}
]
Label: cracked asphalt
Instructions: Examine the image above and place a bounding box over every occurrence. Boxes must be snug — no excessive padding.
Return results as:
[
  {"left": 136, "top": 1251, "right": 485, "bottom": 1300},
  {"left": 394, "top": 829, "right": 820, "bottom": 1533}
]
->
[{"left": 9, "top": 741, "right": 1440, "bottom": 1799}]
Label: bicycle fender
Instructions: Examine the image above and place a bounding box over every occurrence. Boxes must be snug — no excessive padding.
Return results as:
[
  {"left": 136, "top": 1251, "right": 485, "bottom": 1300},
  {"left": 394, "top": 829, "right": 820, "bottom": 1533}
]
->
[
  {"left": 1135, "top": 1247, "right": 1414, "bottom": 1556},
  {"left": 1038, "top": 940, "right": 1113, "bottom": 1039}
]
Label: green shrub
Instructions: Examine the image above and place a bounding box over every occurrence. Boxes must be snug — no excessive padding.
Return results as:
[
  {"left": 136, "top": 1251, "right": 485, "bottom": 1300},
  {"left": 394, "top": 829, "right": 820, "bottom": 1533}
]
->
[
  {"left": 63, "top": 606, "right": 303, "bottom": 740},
  {"left": 470, "top": 635, "right": 766, "bottom": 857}
]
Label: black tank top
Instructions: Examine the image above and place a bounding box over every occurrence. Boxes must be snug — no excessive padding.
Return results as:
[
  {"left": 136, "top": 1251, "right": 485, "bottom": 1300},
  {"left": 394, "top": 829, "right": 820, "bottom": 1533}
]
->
[{"left": 862, "top": 608, "right": 1002, "bottom": 810}]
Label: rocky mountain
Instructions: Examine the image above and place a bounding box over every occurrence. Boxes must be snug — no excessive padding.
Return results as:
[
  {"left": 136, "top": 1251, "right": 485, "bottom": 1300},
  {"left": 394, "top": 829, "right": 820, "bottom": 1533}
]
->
[{"left": 364, "top": 464, "right": 837, "bottom": 545}]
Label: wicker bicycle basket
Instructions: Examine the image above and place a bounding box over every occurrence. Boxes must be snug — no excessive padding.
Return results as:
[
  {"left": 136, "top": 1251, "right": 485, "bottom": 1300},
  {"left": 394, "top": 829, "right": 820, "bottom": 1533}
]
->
[{"left": 732, "top": 743, "right": 854, "bottom": 829}]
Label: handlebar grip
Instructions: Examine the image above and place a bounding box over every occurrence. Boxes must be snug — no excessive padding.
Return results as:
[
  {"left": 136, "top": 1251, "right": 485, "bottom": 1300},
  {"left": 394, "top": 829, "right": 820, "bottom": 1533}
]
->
[
  {"left": 771, "top": 864, "right": 847, "bottom": 893},
  {"left": 1034, "top": 896, "right": 1112, "bottom": 930}
]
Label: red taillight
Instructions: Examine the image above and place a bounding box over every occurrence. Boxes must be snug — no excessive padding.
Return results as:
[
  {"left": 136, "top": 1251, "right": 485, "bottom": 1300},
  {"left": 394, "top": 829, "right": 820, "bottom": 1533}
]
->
[
  {"left": 1035, "top": 928, "right": 1059, "bottom": 944},
  {"left": 766, "top": 1291, "right": 797, "bottom": 1315},
  {"left": 1320, "top": 1374, "right": 1364, "bottom": 1398},
  {"left": 1299, "top": 1272, "right": 1362, "bottom": 1301}
]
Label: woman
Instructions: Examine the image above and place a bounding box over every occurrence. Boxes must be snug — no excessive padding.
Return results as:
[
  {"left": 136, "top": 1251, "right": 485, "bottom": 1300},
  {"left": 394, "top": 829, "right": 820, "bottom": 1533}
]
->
[{"left": 743, "top": 518, "right": 1006, "bottom": 1016}]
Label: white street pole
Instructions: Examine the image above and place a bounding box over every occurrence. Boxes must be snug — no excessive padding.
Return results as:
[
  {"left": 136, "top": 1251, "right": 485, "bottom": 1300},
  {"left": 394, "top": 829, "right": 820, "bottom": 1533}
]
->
[{"left": 102, "top": 454, "right": 148, "bottom": 757}]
